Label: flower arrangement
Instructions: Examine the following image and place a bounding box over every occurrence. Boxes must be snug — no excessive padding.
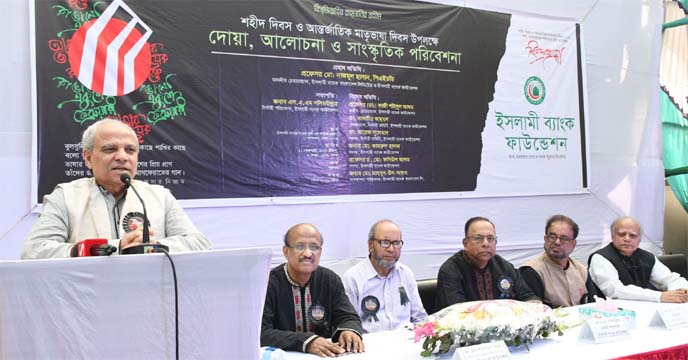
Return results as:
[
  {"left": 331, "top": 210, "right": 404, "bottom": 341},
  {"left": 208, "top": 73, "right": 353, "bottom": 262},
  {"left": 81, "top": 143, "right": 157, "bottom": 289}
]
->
[{"left": 413, "top": 299, "right": 561, "bottom": 357}]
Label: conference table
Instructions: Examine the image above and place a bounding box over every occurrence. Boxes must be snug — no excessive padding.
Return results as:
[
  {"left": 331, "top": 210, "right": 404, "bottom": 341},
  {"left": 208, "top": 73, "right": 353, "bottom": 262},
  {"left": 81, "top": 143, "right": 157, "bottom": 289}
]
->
[
  {"left": 0, "top": 248, "right": 273, "bottom": 359},
  {"left": 284, "top": 300, "right": 688, "bottom": 359}
]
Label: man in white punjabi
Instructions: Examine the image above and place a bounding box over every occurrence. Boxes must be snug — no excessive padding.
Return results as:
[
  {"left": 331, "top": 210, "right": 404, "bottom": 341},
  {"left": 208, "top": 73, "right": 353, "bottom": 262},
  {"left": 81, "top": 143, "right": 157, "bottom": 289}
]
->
[
  {"left": 342, "top": 219, "right": 428, "bottom": 333},
  {"left": 261, "top": 223, "right": 365, "bottom": 357},
  {"left": 436, "top": 216, "right": 540, "bottom": 309},
  {"left": 589, "top": 216, "right": 688, "bottom": 303},
  {"left": 22, "top": 118, "right": 210, "bottom": 259},
  {"left": 521, "top": 215, "right": 595, "bottom": 307}
]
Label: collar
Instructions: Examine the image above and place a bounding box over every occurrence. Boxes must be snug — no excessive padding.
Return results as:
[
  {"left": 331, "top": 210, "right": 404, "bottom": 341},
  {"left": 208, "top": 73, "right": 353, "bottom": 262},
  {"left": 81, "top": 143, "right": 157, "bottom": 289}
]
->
[
  {"left": 365, "top": 256, "right": 398, "bottom": 279},
  {"left": 542, "top": 251, "right": 571, "bottom": 270},
  {"left": 611, "top": 243, "right": 638, "bottom": 261},
  {"left": 95, "top": 180, "right": 127, "bottom": 201},
  {"left": 461, "top": 250, "right": 491, "bottom": 270},
  {"left": 283, "top": 263, "right": 312, "bottom": 287}
]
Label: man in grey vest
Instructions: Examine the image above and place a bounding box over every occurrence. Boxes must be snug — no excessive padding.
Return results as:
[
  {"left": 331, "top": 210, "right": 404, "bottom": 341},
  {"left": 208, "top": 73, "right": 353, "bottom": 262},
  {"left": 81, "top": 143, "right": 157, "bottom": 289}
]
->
[{"left": 23, "top": 118, "right": 211, "bottom": 259}]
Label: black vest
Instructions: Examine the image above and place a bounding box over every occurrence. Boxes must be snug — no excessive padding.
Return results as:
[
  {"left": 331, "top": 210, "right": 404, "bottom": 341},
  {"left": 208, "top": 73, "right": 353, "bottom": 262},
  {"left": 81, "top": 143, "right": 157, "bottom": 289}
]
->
[{"left": 589, "top": 243, "right": 656, "bottom": 289}]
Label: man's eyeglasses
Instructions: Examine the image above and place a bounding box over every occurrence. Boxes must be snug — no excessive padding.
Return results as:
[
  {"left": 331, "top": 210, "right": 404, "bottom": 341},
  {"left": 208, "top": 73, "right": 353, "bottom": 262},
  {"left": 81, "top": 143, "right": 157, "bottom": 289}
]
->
[
  {"left": 546, "top": 233, "right": 573, "bottom": 244},
  {"left": 287, "top": 243, "right": 322, "bottom": 253},
  {"left": 467, "top": 235, "right": 497, "bottom": 244},
  {"left": 373, "top": 239, "right": 404, "bottom": 249}
]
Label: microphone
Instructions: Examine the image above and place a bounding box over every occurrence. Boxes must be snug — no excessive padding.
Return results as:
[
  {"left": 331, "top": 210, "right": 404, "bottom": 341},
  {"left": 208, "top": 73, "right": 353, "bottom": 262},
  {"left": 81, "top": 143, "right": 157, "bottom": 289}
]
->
[
  {"left": 119, "top": 174, "right": 169, "bottom": 255},
  {"left": 70, "top": 238, "right": 117, "bottom": 257}
]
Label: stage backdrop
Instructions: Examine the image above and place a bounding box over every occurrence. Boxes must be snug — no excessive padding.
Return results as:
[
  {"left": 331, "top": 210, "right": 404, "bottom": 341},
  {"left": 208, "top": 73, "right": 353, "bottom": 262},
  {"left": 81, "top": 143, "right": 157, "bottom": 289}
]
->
[
  {"left": 0, "top": 0, "right": 661, "bottom": 279},
  {"left": 32, "top": 0, "right": 587, "bottom": 206}
]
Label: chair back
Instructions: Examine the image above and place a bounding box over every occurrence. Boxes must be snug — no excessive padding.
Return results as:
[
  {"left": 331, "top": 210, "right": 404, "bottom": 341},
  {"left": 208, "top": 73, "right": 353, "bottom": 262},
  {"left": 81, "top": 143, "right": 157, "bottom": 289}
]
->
[
  {"left": 416, "top": 278, "right": 438, "bottom": 314},
  {"left": 657, "top": 253, "right": 688, "bottom": 279}
]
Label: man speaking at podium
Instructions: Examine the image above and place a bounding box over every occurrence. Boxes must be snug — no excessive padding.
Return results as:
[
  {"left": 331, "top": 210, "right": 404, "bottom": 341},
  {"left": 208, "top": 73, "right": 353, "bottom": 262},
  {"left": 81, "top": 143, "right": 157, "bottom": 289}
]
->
[{"left": 22, "top": 118, "right": 211, "bottom": 259}]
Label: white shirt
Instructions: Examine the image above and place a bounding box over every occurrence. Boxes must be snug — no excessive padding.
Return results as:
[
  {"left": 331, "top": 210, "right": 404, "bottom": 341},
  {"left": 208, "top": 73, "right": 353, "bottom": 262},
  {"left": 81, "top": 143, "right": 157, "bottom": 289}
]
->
[
  {"left": 589, "top": 253, "right": 688, "bottom": 302},
  {"left": 342, "top": 258, "right": 428, "bottom": 333}
]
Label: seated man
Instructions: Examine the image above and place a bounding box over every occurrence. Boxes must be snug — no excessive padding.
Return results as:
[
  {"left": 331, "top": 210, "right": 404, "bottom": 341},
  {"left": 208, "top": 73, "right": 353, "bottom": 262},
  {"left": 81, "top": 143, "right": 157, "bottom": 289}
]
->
[
  {"left": 261, "top": 223, "right": 365, "bottom": 357},
  {"left": 589, "top": 216, "right": 688, "bottom": 303},
  {"left": 22, "top": 118, "right": 211, "bottom": 259},
  {"left": 436, "top": 217, "right": 540, "bottom": 309},
  {"left": 342, "top": 219, "right": 428, "bottom": 333},
  {"left": 521, "top": 214, "right": 595, "bottom": 307}
]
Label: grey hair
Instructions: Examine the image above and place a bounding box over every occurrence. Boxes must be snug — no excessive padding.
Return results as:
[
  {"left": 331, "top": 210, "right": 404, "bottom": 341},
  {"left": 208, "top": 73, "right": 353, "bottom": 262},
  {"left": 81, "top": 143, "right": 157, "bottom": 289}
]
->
[
  {"left": 610, "top": 216, "right": 643, "bottom": 236},
  {"left": 367, "top": 219, "right": 402, "bottom": 242},
  {"left": 82, "top": 118, "right": 138, "bottom": 152}
]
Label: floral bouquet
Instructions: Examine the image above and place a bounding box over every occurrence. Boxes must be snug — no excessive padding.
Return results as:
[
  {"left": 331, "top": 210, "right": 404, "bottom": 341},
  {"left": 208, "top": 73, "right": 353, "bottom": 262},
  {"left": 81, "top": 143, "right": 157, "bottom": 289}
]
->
[{"left": 413, "top": 299, "right": 561, "bottom": 357}]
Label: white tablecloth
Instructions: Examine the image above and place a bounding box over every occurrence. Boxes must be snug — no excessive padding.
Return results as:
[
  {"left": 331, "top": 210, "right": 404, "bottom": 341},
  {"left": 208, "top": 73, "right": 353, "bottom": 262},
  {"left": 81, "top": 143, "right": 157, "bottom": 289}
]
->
[
  {"left": 283, "top": 300, "right": 688, "bottom": 359},
  {"left": 0, "top": 248, "right": 272, "bottom": 359}
]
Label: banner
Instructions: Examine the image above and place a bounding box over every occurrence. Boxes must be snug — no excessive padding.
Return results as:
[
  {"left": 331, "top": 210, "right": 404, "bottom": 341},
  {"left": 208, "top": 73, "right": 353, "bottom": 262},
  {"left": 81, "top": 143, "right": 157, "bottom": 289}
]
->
[{"left": 32, "top": 0, "right": 586, "bottom": 204}]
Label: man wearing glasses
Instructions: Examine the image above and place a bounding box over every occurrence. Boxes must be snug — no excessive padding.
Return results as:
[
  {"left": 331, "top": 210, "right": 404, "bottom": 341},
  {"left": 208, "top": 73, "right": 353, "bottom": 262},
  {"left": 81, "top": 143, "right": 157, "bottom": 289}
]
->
[
  {"left": 588, "top": 216, "right": 688, "bottom": 303},
  {"left": 436, "top": 217, "right": 540, "bottom": 310},
  {"left": 261, "top": 223, "right": 365, "bottom": 357},
  {"left": 342, "top": 219, "right": 428, "bottom": 333},
  {"left": 520, "top": 215, "right": 595, "bottom": 307}
]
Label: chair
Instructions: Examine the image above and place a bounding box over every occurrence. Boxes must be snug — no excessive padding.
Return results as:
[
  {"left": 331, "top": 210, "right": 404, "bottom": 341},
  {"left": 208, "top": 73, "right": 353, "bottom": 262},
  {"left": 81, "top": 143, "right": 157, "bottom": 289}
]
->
[
  {"left": 518, "top": 266, "right": 545, "bottom": 300},
  {"left": 657, "top": 253, "right": 688, "bottom": 279},
  {"left": 416, "top": 278, "right": 438, "bottom": 314}
]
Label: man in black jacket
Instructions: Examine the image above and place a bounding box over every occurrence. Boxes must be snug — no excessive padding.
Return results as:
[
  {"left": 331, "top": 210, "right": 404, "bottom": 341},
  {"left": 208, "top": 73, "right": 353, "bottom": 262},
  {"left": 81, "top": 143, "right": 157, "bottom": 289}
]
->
[
  {"left": 261, "top": 223, "right": 365, "bottom": 357},
  {"left": 436, "top": 216, "right": 540, "bottom": 310}
]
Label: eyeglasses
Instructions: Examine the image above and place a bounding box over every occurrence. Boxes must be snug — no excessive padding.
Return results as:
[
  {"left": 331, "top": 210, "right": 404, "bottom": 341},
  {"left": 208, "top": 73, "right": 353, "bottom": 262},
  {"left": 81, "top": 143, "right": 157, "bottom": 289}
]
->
[
  {"left": 546, "top": 233, "right": 573, "bottom": 244},
  {"left": 373, "top": 239, "right": 404, "bottom": 249},
  {"left": 467, "top": 235, "right": 497, "bottom": 244},
  {"left": 287, "top": 243, "right": 322, "bottom": 253}
]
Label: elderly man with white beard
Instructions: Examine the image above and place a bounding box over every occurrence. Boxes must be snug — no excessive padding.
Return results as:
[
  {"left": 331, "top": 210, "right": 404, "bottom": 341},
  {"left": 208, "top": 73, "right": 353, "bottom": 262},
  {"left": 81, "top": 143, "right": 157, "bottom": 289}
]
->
[{"left": 342, "top": 219, "right": 428, "bottom": 333}]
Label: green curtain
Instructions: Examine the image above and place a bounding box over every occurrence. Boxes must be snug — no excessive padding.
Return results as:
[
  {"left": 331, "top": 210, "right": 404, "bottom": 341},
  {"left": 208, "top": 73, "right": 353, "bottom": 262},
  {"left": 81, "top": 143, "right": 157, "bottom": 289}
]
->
[{"left": 662, "top": 89, "right": 688, "bottom": 212}]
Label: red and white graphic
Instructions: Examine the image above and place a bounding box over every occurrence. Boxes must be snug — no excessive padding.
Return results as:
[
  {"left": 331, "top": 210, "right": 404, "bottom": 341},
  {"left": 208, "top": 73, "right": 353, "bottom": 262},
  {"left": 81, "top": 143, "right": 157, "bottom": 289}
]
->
[
  {"left": 68, "top": 0, "right": 152, "bottom": 96},
  {"left": 525, "top": 40, "right": 565, "bottom": 65}
]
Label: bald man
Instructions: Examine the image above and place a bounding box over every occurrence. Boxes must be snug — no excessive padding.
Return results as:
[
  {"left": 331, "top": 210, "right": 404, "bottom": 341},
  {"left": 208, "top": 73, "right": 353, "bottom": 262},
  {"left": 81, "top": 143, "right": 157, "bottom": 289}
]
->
[
  {"left": 342, "top": 219, "right": 427, "bottom": 333},
  {"left": 261, "top": 223, "right": 364, "bottom": 357},
  {"left": 23, "top": 118, "right": 210, "bottom": 259}
]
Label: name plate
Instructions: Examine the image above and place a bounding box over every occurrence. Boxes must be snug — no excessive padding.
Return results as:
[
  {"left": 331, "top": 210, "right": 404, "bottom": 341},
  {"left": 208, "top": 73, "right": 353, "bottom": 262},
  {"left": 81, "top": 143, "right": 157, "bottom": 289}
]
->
[
  {"left": 452, "top": 341, "right": 510, "bottom": 360},
  {"left": 579, "top": 317, "right": 630, "bottom": 343},
  {"left": 650, "top": 306, "right": 688, "bottom": 330}
]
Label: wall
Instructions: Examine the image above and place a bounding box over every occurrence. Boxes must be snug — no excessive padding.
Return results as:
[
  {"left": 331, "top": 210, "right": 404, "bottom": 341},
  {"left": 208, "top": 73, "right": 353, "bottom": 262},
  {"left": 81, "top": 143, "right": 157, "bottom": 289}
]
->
[
  {"left": 664, "top": 185, "right": 688, "bottom": 256},
  {"left": 0, "top": 1, "right": 668, "bottom": 281}
]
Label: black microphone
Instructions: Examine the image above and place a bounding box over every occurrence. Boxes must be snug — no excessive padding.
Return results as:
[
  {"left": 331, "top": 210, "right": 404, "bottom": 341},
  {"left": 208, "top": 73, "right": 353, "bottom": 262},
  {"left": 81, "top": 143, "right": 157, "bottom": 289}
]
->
[
  {"left": 70, "top": 239, "right": 117, "bottom": 257},
  {"left": 119, "top": 174, "right": 169, "bottom": 255}
]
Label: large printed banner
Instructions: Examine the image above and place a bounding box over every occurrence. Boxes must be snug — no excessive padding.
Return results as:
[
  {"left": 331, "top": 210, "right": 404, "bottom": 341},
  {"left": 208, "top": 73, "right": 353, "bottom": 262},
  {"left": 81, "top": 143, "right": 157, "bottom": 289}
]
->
[{"left": 32, "top": 0, "right": 586, "bottom": 204}]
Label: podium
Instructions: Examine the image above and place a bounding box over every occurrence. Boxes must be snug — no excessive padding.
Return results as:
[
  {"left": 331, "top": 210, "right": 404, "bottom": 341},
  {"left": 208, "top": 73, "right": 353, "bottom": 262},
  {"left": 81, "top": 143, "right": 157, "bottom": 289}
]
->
[{"left": 0, "top": 248, "right": 272, "bottom": 359}]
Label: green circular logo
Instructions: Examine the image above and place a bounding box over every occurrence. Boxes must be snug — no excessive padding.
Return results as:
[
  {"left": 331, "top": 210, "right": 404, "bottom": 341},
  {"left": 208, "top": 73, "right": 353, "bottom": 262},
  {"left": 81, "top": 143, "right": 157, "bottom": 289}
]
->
[{"left": 524, "top": 76, "right": 545, "bottom": 105}]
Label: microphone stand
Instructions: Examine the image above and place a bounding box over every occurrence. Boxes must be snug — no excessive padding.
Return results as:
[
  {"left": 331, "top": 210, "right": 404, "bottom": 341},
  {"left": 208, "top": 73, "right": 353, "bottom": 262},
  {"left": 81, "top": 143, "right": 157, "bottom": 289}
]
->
[{"left": 120, "top": 174, "right": 169, "bottom": 255}]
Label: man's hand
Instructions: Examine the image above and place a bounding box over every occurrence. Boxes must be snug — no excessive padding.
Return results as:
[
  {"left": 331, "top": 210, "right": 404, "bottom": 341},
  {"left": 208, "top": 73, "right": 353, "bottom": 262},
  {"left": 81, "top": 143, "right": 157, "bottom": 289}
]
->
[
  {"left": 660, "top": 289, "right": 688, "bottom": 303},
  {"left": 337, "top": 330, "right": 365, "bottom": 354},
  {"left": 306, "top": 337, "right": 345, "bottom": 358},
  {"left": 119, "top": 223, "right": 156, "bottom": 250}
]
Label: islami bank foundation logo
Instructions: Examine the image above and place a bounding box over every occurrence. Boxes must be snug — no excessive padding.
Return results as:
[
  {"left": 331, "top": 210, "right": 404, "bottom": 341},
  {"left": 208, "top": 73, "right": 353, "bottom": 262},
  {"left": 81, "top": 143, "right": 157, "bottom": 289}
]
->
[
  {"left": 524, "top": 76, "right": 545, "bottom": 105},
  {"left": 68, "top": 0, "right": 152, "bottom": 96}
]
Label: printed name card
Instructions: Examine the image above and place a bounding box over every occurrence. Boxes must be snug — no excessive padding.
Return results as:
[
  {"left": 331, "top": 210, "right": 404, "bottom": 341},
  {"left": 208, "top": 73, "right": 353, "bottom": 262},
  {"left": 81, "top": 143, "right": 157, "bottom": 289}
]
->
[
  {"left": 649, "top": 306, "right": 688, "bottom": 330},
  {"left": 452, "top": 341, "right": 510, "bottom": 360},
  {"left": 578, "top": 317, "right": 630, "bottom": 343}
]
